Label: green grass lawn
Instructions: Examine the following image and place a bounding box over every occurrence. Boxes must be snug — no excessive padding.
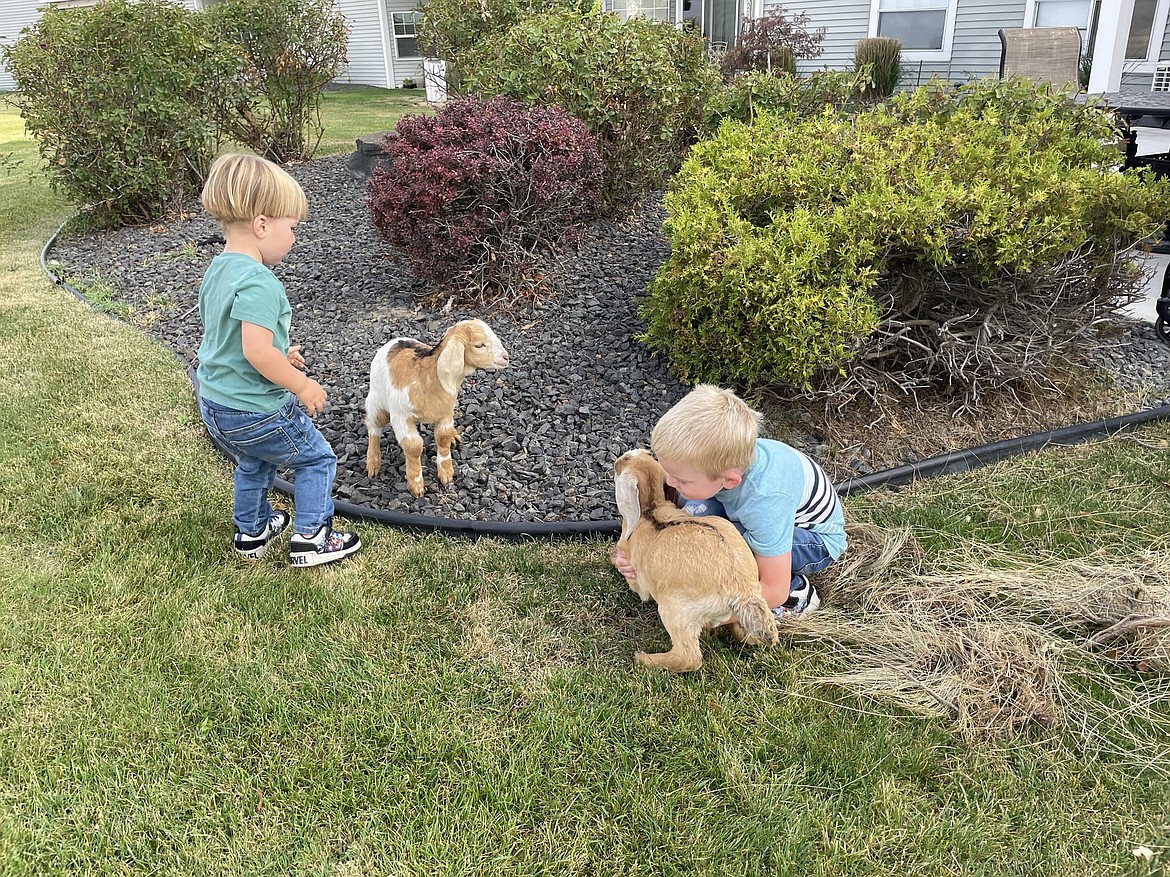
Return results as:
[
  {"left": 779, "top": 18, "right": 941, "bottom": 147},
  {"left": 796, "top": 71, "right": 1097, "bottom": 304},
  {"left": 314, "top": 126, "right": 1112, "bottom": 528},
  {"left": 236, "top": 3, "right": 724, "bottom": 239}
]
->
[
  {"left": 1, "top": 90, "right": 1169, "bottom": 876},
  {"left": 311, "top": 85, "right": 431, "bottom": 156}
]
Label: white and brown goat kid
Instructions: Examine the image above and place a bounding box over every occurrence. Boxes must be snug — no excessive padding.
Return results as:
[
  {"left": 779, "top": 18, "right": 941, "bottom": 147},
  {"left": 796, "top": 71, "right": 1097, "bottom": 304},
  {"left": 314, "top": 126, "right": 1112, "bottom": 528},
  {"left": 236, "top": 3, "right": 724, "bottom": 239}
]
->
[
  {"left": 613, "top": 449, "right": 778, "bottom": 672},
  {"left": 365, "top": 319, "right": 509, "bottom": 497}
]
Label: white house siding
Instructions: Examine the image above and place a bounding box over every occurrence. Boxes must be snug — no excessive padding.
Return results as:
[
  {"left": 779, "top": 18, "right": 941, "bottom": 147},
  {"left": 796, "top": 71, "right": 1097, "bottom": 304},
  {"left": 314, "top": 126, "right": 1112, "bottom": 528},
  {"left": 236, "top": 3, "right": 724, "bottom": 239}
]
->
[
  {"left": 0, "top": 0, "right": 47, "bottom": 91},
  {"left": 334, "top": 0, "right": 392, "bottom": 87},
  {"left": 385, "top": 0, "right": 424, "bottom": 87},
  {"left": 1, "top": 0, "right": 204, "bottom": 91}
]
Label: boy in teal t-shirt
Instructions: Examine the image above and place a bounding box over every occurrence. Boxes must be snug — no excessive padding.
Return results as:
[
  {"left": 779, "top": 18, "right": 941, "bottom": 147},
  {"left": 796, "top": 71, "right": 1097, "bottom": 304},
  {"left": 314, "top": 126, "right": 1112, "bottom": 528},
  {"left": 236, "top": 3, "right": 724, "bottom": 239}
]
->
[{"left": 195, "top": 153, "right": 360, "bottom": 568}]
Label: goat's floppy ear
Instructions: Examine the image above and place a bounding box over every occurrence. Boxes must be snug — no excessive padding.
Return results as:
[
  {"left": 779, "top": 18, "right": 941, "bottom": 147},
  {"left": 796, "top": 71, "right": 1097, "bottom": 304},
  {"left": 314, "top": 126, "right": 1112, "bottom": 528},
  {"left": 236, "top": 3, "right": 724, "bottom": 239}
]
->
[
  {"left": 436, "top": 338, "right": 465, "bottom": 395},
  {"left": 614, "top": 470, "right": 642, "bottom": 543}
]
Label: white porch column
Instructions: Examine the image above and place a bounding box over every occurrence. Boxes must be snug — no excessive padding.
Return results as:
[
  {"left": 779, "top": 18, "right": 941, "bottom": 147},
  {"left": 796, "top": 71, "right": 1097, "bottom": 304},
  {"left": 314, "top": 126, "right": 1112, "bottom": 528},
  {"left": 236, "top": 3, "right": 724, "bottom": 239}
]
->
[{"left": 1087, "top": 0, "right": 1136, "bottom": 92}]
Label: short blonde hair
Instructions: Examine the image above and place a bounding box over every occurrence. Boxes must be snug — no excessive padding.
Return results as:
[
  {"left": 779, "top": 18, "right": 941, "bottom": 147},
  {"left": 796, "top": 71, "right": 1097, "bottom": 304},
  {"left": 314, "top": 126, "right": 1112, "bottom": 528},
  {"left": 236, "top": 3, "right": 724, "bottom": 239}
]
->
[
  {"left": 650, "top": 384, "right": 762, "bottom": 477},
  {"left": 201, "top": 152, "right": 309, "bottom": 225}
]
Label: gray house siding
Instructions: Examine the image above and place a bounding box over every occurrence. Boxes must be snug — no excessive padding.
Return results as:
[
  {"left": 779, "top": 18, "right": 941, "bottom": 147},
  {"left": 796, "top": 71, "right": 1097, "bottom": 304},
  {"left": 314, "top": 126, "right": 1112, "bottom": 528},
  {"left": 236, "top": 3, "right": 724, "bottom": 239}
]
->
[
  {"left": 769, "top": 0, "right": 1170, "bottom": 90},
  {"left": 780, "top": 0, "right": 1025, "bottom": 83},
  {"left": 907, "top": 0, "right": 1025, "bottom": 85},
  {"left": 777, "top": 1, "right": 870, "bottom": 73}
]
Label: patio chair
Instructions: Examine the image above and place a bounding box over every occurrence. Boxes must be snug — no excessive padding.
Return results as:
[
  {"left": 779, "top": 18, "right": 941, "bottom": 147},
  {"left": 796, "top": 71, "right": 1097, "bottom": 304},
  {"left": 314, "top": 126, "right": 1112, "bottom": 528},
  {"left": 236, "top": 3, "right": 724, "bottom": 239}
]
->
[{"left": 998, "top": 27, "right": 1081, "bottom": 91}]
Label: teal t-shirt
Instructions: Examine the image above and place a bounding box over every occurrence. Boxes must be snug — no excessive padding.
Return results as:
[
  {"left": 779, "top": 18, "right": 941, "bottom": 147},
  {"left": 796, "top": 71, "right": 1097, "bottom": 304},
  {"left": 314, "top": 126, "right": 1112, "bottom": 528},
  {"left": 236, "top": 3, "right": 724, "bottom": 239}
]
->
[
  {"left": 716, "top": 438, "right": 847, "bottom": 560},
  {"left": 195, "top": 251, "right": 292, "bottom": 413}
]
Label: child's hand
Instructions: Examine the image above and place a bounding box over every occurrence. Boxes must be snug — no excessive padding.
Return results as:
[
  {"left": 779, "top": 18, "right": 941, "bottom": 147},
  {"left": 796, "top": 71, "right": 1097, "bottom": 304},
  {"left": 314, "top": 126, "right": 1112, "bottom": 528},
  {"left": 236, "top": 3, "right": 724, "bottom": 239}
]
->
[
  {"left": 287, "top": 345, "right": 306, "bottom": 370},
  {"left": 612, "top": 549, "right": 637, "bottom": 585},
  {"left": 297, "top": 378, "right": 327, "bottom": 417}
]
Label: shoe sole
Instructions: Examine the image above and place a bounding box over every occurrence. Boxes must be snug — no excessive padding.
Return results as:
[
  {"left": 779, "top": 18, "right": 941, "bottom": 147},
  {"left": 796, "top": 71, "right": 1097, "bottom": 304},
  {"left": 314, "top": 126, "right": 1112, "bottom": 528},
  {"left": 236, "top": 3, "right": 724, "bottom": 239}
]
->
[{"left": 288, "top": 538, "right": 362, "bottom": 568}]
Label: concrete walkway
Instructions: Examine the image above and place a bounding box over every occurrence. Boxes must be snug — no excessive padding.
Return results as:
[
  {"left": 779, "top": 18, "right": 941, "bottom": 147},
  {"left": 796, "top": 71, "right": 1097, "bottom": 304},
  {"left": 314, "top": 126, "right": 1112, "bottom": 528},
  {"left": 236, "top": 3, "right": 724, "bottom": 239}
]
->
[{"left": 1128, "top": 125, "right": 1170, "bottom": 323}]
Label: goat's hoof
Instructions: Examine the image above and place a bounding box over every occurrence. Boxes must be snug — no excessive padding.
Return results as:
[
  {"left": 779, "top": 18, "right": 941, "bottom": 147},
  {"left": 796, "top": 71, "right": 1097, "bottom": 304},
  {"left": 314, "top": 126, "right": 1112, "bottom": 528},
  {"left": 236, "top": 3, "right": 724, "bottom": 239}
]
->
[
  {"left": 365, "top": 464, "right": 379, "bottom": 478},
  {"left": 408, "top": 480, "right": 425, "bottom": 498}
]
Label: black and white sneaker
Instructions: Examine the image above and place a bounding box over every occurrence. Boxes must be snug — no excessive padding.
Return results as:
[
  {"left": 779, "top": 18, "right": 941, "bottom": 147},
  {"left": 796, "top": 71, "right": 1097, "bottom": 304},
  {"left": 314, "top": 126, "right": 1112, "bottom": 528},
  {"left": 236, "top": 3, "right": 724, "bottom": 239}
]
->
[
  {"left": 288, "top": 521, "right": 361, "bottom": 568},
  {"left": 773, "top": 575, "right": 821, "bottom": 621},
  {"left": 233, "top": 510, "right": 291, "bottom": 559}
]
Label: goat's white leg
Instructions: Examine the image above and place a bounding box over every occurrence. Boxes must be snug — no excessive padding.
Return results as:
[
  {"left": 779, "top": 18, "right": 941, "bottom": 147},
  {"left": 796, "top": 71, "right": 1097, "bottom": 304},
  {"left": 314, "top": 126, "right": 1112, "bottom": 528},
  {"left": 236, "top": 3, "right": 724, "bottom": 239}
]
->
[
  {"left": 364, "top": 403, "right": 389, "bottom": 478},
  {"left": 434, "top": 417, "right": 460, "bottom": 488},
  {"left": 391, "top": 417, "right": 426, "bottom": 497}
]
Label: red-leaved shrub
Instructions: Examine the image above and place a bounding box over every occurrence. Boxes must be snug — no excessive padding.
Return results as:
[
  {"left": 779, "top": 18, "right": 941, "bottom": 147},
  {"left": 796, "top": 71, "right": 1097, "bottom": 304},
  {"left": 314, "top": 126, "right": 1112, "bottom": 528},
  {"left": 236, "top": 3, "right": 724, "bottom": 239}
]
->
[{"left": 367, "top": 95, "right": 603, "bottom": 305}]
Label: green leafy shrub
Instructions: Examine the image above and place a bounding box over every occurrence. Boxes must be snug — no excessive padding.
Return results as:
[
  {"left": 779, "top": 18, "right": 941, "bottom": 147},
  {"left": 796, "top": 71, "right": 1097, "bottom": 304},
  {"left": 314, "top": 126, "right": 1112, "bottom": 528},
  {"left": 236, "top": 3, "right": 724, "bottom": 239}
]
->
[
  {"left": 2, "top": 0, "right": 234, "bottom": 226},
  {"left": 720, "top": 7, "right": 824, "bottom": 81},
  {"left": 416, "top": 0, "right": 592, "bottom": 88},
  {"left": 704, "top": 69, "right": 874, "bottom": 131},
  {"left": 853, "top": 37, "right": 902, "bottom": 97},
  {"left": 205, "top": 0, "right": 349, "bottom": 163},
  {"left": 367, "top": 96, "right": 602, "bottom": 305},
  {"left": 462, "top": 10, "right": 720, "bottom": 215},
  {"left": 643, "top": 77, "right": 1170, "bottom": 401}
]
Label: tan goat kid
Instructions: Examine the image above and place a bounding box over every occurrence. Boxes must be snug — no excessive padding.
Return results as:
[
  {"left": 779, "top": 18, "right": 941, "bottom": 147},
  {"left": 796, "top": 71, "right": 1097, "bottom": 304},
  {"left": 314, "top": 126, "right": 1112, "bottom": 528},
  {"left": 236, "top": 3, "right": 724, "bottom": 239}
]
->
[
  {"left": 365, "top": 319, "right": 509, "bottom": 497},
  {"left": 613, "top": 449, "right": 778, "bottom": 672}
]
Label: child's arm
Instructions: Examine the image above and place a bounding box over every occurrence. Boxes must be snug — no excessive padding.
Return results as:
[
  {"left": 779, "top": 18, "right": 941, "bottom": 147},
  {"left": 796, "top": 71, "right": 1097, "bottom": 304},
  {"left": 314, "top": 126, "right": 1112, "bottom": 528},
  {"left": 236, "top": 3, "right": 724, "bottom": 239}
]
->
[
  {"left": 612, "top": 549, "right": 637, "bottom": 584},
  {"left": 241, "top": 321, "right": 327, "bottom": 415},
  {"left": 754, "top": 551, "right": 793, "bottom": 609}
]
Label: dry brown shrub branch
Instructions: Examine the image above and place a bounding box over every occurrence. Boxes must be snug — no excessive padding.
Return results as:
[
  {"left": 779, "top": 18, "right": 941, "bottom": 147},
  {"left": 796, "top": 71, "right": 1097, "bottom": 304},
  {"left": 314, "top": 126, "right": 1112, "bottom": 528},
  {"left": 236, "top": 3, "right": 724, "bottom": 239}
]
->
[{"left": 819, "top": 244, "right": 1148, "bottom": 415}]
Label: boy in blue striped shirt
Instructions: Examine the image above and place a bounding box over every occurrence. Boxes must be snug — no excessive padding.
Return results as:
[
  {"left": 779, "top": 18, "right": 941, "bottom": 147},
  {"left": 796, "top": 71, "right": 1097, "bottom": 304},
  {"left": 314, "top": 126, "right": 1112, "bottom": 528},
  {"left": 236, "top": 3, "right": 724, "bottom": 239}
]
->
[{"left": 613, "top": 385, "right": 846, "bottom": 620}]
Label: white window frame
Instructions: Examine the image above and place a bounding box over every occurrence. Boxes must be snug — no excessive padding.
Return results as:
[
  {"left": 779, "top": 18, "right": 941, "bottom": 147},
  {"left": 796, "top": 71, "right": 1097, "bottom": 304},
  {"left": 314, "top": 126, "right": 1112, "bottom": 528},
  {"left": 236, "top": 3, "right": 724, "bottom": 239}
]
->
[
  {"left": 391, "top": 11, "right": 423, "bottom": 61},
  {"left": 604, "top": 0, "right": 675, "bottom": 24},
  {"left": 1022, "top": 0, "right": 1170, "bottom": 74},
  {"left": 866, "top": 0, "right": 958, "bottom": 63},
  {"left": 1022, "top": 0, "right": 1092, "bottom": 30}
]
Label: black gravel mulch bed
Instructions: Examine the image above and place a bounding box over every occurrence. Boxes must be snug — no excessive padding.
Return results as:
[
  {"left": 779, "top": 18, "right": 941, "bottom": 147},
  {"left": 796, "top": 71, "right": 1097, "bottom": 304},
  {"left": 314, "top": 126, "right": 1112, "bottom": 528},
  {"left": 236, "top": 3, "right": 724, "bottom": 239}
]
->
[{"left": 47, "top": 153, "right": 1170, "bottom": 528}]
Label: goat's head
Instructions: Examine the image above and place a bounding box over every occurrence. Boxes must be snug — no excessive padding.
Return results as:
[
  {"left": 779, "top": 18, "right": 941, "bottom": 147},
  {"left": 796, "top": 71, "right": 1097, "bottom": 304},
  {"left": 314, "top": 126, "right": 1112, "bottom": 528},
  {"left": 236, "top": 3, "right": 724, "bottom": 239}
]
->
[
  {"left": 614, "top": 449, "right": 668, "bottom": 541},
  {"left": 436, "top": 319, "right": 510, "bottom": 395}
]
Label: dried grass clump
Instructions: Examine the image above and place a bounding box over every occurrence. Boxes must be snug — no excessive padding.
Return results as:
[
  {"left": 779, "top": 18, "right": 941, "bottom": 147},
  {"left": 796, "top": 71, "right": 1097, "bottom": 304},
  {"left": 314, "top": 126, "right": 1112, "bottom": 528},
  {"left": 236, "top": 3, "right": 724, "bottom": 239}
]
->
[{"left": 787, "top": 523, "right": 1170, "bottom": 769}]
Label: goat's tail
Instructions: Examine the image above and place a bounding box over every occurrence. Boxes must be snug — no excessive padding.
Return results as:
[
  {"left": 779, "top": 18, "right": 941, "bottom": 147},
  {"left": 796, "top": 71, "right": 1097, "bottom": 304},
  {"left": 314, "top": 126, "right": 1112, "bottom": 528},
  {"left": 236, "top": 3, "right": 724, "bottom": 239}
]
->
[{"left": 727, "top": 594, "right": 779, "bottom": 646}]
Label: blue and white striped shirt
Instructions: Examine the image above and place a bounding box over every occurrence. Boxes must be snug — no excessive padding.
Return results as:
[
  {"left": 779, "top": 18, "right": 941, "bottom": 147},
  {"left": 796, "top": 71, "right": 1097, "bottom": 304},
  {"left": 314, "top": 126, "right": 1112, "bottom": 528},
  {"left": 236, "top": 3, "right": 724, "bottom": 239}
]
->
[{"left": 716, "top": 439, "right": 846, "bottom": 559}]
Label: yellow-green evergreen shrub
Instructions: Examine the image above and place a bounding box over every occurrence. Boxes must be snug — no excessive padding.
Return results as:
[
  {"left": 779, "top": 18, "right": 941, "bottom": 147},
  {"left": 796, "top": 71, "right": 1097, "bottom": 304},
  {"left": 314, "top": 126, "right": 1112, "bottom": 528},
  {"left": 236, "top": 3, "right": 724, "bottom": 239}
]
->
[{"left": 643, "top": 78, "right": 1170, "bottom": 397}]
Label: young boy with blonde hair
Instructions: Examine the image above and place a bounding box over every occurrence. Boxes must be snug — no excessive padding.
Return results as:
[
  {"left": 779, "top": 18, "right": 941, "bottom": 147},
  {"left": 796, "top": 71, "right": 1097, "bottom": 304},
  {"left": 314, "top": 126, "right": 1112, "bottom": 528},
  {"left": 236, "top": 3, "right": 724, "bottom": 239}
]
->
[
  {"left": 613, "top": 385, "right": 845, "bottom": 618},
  {"left": 196, "top": 152, "right": 360, "bottom": 567}
]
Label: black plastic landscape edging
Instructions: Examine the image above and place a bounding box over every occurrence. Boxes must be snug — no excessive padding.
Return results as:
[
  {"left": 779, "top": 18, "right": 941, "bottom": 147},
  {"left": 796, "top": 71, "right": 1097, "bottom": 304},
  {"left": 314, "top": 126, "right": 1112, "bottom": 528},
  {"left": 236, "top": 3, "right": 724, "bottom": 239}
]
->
[{"left": 42, "top": 218, "right": 1170, "bottom": 540}]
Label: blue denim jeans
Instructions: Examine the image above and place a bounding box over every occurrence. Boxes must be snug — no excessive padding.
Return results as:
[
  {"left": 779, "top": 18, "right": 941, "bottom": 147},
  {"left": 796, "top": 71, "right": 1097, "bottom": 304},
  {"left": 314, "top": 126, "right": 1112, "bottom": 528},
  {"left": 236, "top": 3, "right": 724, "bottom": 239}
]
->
[
  {"left": 683, "top": 497, "right": 834, "bottom": 585},
  {"left": 199, "top": 395, "right": 337, "bottom": 537}
]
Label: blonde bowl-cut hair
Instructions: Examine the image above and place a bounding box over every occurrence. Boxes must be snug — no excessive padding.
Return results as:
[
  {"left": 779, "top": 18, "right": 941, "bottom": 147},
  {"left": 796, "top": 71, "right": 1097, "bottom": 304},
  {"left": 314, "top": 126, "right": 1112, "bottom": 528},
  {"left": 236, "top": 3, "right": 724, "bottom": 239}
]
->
[
  {"left": 650, "top": 384, "right": 762, "bottom": 478},
  {"left": 201, "top": 152, "right": 309, "bottom": 226}
]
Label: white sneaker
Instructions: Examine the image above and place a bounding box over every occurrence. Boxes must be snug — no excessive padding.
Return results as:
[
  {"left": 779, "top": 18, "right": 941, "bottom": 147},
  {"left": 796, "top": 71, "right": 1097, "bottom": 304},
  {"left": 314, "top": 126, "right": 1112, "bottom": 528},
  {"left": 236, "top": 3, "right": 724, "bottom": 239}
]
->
[
  {"left": 288, "top": 521, "right": 361, "bottom": 567},
  {"left": 233, "top": 510, "right": 291, "bottom": 559},
  {"left": 773, "top": 575, "right": 820, "bottom": 621}
]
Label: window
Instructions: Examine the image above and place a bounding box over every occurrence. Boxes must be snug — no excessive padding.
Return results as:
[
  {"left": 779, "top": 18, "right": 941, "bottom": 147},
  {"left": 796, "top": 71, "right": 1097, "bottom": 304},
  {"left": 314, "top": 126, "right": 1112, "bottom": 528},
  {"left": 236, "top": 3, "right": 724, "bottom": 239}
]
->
[
  {"left": 1031, "top": 0, "right": 1091, "bottom": 29},
  {"left": 1028, "top": 0, "right": 1092, "bottom": 51},
  {"left": 392, "top": 11, "right": 422, "bottom": 59},
  {"left": 870, "top": 0, "right": 955, "bottom": 59},
  {"left": 604, "top": 0, "right": 672, "bottom": 24},
  {"left": 1025, "top": 0, "right": 1170, "bottom": 68},
  {"left": 1126, "top": 0, "right": 1160, "bottom": 61}
]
